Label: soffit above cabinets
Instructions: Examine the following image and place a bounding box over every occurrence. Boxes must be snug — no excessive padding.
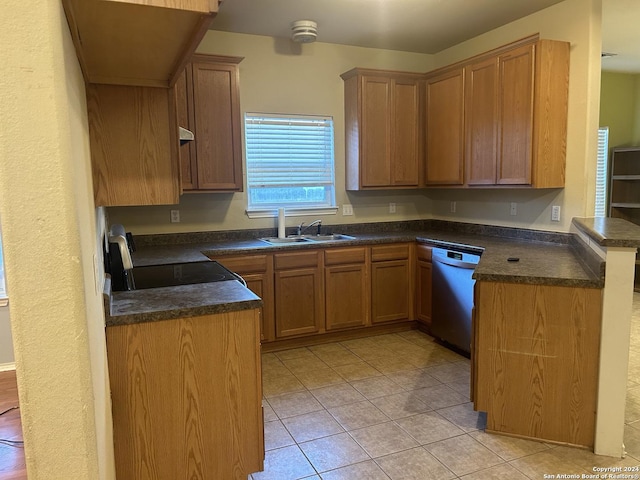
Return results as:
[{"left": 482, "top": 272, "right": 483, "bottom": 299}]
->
[{"left": 62, "top": 0, "right": 218, "bottom": 87}]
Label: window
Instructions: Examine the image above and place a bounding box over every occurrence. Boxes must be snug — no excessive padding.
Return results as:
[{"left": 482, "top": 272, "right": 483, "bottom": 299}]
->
[
  {"left": 245, "top": 113, "right": 336, "bottom": 216},
  {"left": 595, "top": 127, "right": 610, "bottom": 217}
]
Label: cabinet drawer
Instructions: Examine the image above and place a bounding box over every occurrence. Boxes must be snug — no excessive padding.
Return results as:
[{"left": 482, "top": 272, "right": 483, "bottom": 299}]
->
[
  {"left": 216, "top": 254, "right": 270, "bottom": 274},
  {"left": 325, "top": 247, "right": 367, "bottom": 266},
  {"left": 371, "top": 244, "right": 410, "bottom": 262},
  {"left": 416, "top": 244, "right": 432, "bottom": 262},
  {"left": 274, "top": 250, "right": 320, "bottom": 270}
]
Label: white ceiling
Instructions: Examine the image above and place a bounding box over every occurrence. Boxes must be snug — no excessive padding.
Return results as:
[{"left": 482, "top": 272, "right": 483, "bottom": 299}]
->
[{"left": 210, "top": 0, "right": 640, "bottom": 73}]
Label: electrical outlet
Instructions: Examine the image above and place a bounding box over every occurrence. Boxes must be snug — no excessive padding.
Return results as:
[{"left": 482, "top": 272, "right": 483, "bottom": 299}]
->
[
  {"left": 551, "top": 205, "right": 561, "bottom": 222},
  {"left": 342, "top": 204, "right": 353, "bottom": 216},
  {"left": 510, "top": 202, "right": 517, "bottom": 216},
  {"left": 389, "top": 202, "right": 396, "bottom": 214},
  {"left": 450, "top": 201, "right": 456, "bottom": 213},
  {"left": 170, "top": 209, "right": 180, "bottom": 223}
]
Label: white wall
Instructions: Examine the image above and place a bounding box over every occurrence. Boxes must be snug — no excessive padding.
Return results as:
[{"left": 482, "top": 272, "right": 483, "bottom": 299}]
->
[
  {"left": 0, "top": 1, "right": 114, "bottom": 479},
  {"left": 107, "top": 34, "right": 436, "bottom": 234}
]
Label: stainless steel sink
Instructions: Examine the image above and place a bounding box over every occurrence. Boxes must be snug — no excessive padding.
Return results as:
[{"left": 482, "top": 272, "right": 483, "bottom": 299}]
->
[
  {"left": 259, "top": 237, "right": 312, "bottom": 245},
  {"left": 304, "top": 234, "right": 356, "bottom": 242},
  {"left": 259, "top": 234, "right": 355, "bottom": 245}
]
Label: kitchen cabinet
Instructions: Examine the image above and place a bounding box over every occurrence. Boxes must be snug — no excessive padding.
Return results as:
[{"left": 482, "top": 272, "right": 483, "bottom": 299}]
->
[
  {"left": 473, "top": 281, "right": 601, "bottom": 447},
  {"left": 88, "top": 84, "right": 180, "bottom": 206},
  {"left": 464, "top": 39, "right": 570, "bottom": 187},
  {"left": 274, "top": 250, "right": 325, "bottom": 338},
  {"left": 324, "top": 247, "right": 371, "bottom": 331},
  {"left": 424, "top": 68, "right": 465, "bottom": 185},
  {"left": 342, "top": 68, "right": 422, "bottom": 190},
  {"left": 177, "top": 55, "right": 244, "bottom": 191},
  {"left": 371, "top": 243, "right": 414, "bottom": 324},
  {"left": 415, "top": 244, "right": 432, "bottom": 326},
  {"left": 62, "top": 0, "right": 216, "bottom": 88},
  {"left": 106, "top": 309, "right": 264, "bottom": 479},
  {"left": 216, "top": 254, "right": 275, "bottom": 342},
  {"left": 64, "top": 0, "right": 217, "bottom": 206}
]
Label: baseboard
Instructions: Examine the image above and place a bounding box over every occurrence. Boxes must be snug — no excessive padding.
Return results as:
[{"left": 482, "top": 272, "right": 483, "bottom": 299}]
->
[{"left": 0, "top": 362, "right": 16, "bottom": 372}]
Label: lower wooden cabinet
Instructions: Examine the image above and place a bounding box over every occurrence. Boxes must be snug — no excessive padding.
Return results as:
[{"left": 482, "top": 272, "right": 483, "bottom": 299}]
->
[
  {"left": 274, "top": 251, "right": 324, "bottom": 338},
  {"left": 216, "top": 243, "right": 416, "bottom": 344},
  {"left": 474, "top": 281, "right": 602, "bottom": 447},
  {"left": 371, "top": 244, "right": 413, "bottom": 324},
  {"left": 106, "top": 309, "right": 264, "bottom": 480},
  {"left": 216, "top": 254, "right": 275, "bottom": 343},
  {"left": 324, "top": 247, "right": 370, "bottom": 330},
  {"left": 415, "top": 244, "right": 432, "bottom": 326}
]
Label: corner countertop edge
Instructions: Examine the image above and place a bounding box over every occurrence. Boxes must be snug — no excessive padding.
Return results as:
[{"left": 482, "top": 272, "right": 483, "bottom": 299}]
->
[{"left": 572, "top": 217, "right": 640, "bottom": 248}]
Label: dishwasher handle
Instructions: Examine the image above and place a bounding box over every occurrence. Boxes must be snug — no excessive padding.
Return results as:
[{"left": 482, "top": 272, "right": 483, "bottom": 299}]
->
[{"left": 433, "top": 253, "right": 478, "bottom": 269}]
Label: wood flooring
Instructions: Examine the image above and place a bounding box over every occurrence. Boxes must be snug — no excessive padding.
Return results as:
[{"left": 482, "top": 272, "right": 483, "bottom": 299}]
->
[{"left": 0, "top": 370, "right": 26, "bottom": 480}]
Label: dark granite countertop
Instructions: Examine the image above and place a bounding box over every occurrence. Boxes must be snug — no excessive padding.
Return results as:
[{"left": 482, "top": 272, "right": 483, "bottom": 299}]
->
[
  {"left": 107, "top": 280, "right": 262, "bottom": 327},
  {"left": 109, "top": 219, "right": 611, "bottom": 327},
  {"left": 572, "top": 217, "right": 640, "bottom": 248},
  {"left": 130, "top": 221, "right": 603, "bottom": 289}
]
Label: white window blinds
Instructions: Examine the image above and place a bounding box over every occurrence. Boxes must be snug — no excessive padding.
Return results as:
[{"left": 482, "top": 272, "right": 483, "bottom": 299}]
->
[
  {"left": 595, "top": 127, "right": 610, "bottom": 217},
  {"left": 245, "top": 113, "right": 336, "bottom": 211}
]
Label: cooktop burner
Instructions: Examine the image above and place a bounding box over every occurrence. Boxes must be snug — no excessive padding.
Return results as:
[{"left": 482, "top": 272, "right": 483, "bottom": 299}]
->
[{"left": 130, "top": 261, "right": 238, "bottom": 290}]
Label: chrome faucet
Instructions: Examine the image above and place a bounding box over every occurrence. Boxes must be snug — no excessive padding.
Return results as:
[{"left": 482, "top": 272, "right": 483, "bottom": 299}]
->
[{"left": 297, "top": 219, "right": 322, "bottom": 236}]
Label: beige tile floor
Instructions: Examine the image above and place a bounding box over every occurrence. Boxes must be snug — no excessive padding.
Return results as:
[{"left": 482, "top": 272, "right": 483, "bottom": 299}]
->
[{"left": 252, "top": 292, "right": 640, "bottom": 480}]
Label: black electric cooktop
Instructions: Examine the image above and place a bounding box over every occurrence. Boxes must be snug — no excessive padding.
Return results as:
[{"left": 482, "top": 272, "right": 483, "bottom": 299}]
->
[{"left": 130, "top": 261, "right": 238, "bottom": 290}]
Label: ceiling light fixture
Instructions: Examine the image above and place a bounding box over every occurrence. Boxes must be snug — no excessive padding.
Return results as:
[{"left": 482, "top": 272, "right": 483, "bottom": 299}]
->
[{"left": 291, "top": 20, "right": 318, "bottom": 43}]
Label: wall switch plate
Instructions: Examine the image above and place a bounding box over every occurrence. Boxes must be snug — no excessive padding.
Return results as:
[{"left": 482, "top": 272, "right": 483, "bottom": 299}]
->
[
  {"left": 450, "top": 201, "right": 456, "bottom": 213},
  {"left": 551, "top": 205, "right": 561, "bottom": 222},
  {"left": 342, "top": 204, "right": 353, "bottom": 216},
  {"left": 510, "top": 202, "right": 517, "bottom": 216},
  {"left": 389, "top": 202, "right": 396, "bottom": 214},
  {"left": 170, "top": 209, "right": 180, "bottom": 223}
]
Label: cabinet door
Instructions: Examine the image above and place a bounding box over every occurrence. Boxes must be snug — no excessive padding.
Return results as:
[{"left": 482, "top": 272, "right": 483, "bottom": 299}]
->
[
  {"left": 371, "top": 259, "right": 410, "bottom": 323},
  {"left": 175, "top": 67, "right": 196, "bottom": 190},
  {"left": 191, "top": 60, "right": 243, "bottom": 191},
  {"left": 243, "top": 273, "right": 275, "bottom": 343},
  {"left": 425, "top": 68, "right": 464, "bottom": 185},
  {"left": 88, "top": 84, "right": 180, "bottom": 206},
  {"left": 392, "top": 79, "right": 420, "bottom": 186},
  {"left": 325, "top": 263, "right": 369, "bottom": 331},
  {"left": 361, "top": 76, "right": 391, "bottom": 187},
  {"left": 465, "top": 58, "right": 499, "bottom": 185},
  {"left": 275, "top": 267, "right": 324, "bottom": 338},
  {"left": 216, "top": 254, "right": 275, "bottom": 343},
  {"left": 497, "top": 44, "right": 534, "bottom": 185}
]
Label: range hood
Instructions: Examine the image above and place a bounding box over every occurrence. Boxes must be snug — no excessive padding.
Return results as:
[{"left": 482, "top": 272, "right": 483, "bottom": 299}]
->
[{"left": 179, "top": 126, "right": 194, "bottom": 145}]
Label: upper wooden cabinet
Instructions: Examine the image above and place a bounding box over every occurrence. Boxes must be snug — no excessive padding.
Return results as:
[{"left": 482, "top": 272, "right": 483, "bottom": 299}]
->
[
  {"left": 344, "top": 35, "right": 569, "bottom": 191},
  {"left": 463, "top": 39, "right": 570, "bottom": 187},
  {"left": 88, "top": 84, "right": 180, "bottom": 206},
  {"left": 342, "top": 69, "right": 422, "bottom": 190},
  {"left": 62, "top": 0, "right": 217, "bottom": 87},
  {"left": 176, "top": 55, "right": 244, "bottom": 192},
  {"left": 424, "top": 68, "right": 465, "bottom": 185}
]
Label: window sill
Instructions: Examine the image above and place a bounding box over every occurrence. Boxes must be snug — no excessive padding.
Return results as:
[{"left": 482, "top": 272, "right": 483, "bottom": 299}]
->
[{"left": 246, "top": 207, "right": 338, "bottom": 219}]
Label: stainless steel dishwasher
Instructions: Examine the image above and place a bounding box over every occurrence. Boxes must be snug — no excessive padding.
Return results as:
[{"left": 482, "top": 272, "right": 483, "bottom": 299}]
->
[{"left": 430, "top": 246, "right": 481, "bottom": 355}]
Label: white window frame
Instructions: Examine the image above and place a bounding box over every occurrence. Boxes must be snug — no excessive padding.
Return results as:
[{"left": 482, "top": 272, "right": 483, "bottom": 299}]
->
[
  {"left": 244, "top": 113, "right": 337, "bottom": 218},
  {"left": 595, "top": 127, "right": 610, "bottom": 217}
]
